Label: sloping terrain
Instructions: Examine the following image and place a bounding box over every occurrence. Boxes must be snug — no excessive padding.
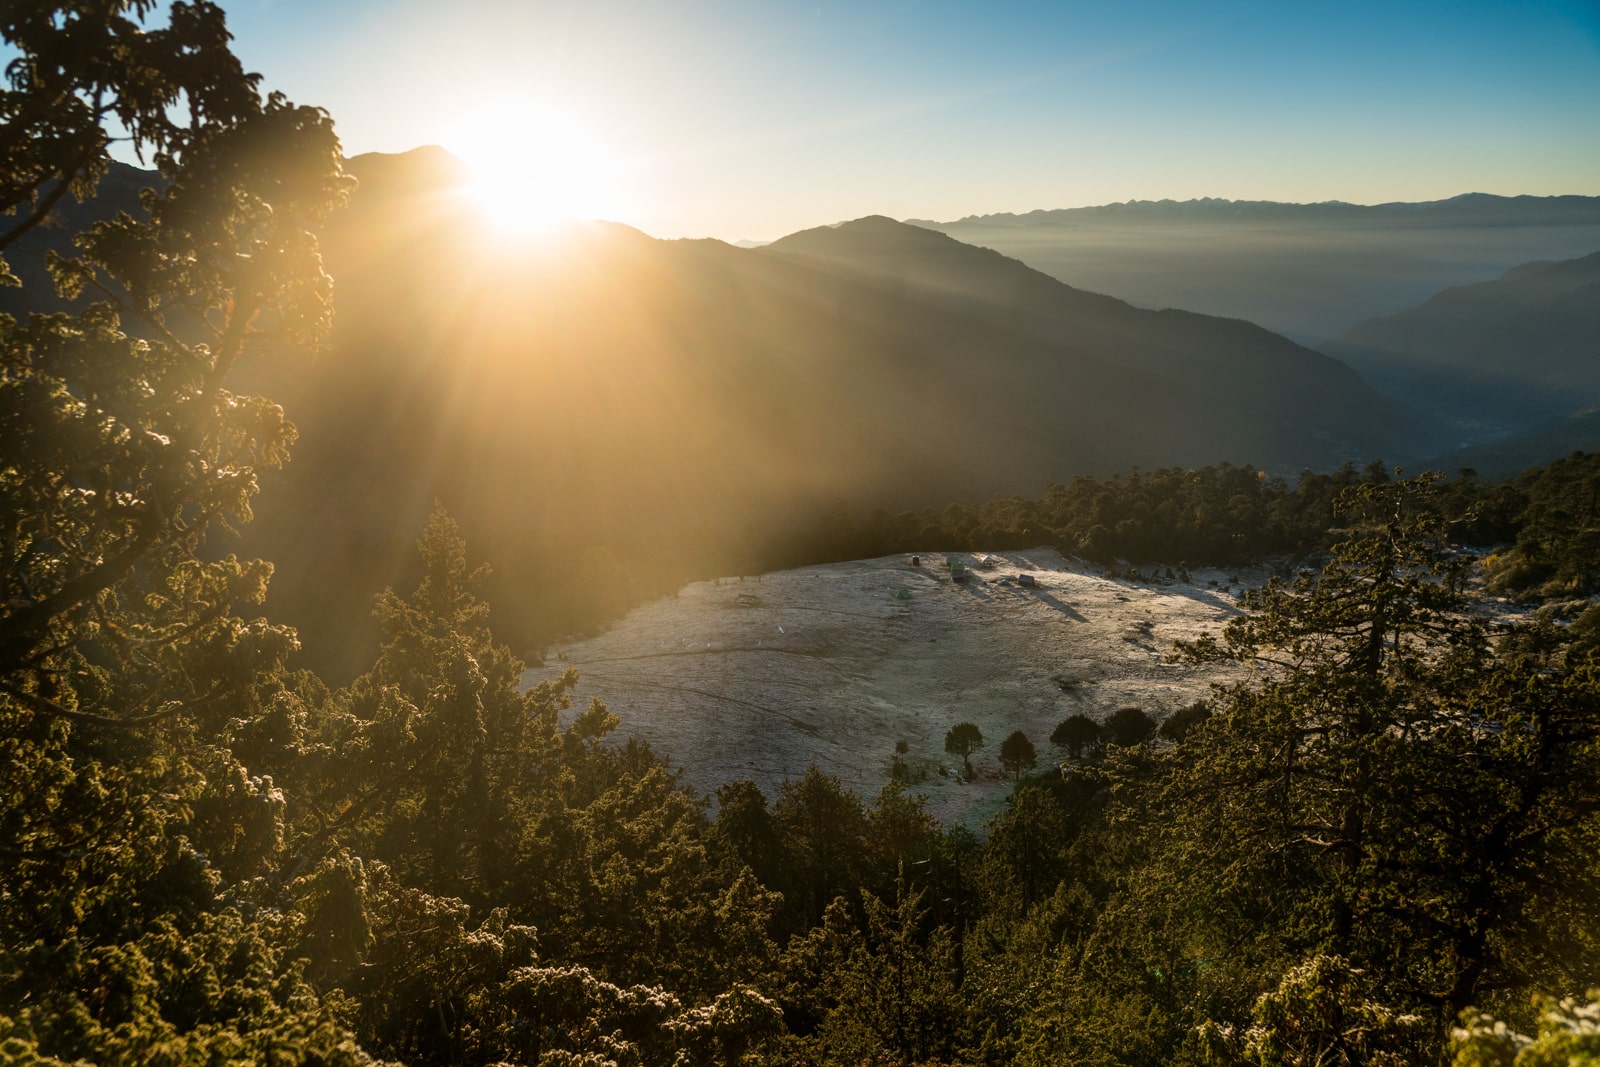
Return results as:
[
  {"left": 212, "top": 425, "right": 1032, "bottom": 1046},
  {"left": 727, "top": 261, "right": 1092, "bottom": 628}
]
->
[
  {"left": 521, "top": 549, "right": 1256, "bottom": 828},
  {"left": 1325, "top": 250, "right": 1600, "bottom": 439},
  {"left": 912, "top": 194, "right": 1600, "bottom": 346},
  {"left": 764, "top": 215, "right": 1441, "bottom": 465}
]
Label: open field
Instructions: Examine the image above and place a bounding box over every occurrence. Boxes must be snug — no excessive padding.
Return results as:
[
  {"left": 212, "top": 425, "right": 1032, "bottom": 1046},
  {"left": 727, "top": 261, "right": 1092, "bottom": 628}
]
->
[{"left": 522, "top": 549, "right": 1259, "bottom": 828}]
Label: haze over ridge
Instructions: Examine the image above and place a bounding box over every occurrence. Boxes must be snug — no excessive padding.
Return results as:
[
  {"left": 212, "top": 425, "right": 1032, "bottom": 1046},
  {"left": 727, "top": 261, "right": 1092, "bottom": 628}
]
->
[{"left": 911, "top": 193, "right": 1600, "bottom": 345}]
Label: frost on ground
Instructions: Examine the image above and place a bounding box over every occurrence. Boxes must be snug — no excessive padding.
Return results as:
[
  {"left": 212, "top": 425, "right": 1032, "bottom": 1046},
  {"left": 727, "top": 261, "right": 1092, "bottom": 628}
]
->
[{"left": 520, "top": 549, "right": 1258, "bottom": 830}]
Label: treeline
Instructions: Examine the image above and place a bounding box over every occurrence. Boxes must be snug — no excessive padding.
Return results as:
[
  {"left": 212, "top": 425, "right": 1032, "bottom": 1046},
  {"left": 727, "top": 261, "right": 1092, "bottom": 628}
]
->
[
  {"left": 773, "top": 453, "right": 1600, "bottom": 594},
  {"left": 389, "top": 454, "right": 1598, "bottom": 681}
]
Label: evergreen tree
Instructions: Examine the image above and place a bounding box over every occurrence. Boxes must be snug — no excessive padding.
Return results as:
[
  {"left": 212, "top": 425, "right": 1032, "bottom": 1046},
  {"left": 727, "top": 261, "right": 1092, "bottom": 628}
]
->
[
  {"left": 1051, "top": 712, "right": 1102, "bottom": 759},
  {"left": 1101, "top": 706, "right": 1155, "bottom": 748},
  {"left": 945, "top": 721, "right": 984, "bottom": 776},
  {"left": 1148, "top": 475, "right": 1600, "bottom": 1049},
  {"left": 1, "top": 3, "right": 356, "bottom": 1059},
  {"left": 1000, "top": 729, "right": 1038, "bottom": 779}
]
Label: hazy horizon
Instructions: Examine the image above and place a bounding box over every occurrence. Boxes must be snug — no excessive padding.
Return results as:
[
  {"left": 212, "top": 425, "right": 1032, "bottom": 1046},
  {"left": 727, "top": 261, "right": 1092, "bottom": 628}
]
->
[
  {"left": 342, "top": 141, "right": 1600, "bottom": 242},
  {"left": 185, "top": 0, "right": 1599, "bottom": 242}
]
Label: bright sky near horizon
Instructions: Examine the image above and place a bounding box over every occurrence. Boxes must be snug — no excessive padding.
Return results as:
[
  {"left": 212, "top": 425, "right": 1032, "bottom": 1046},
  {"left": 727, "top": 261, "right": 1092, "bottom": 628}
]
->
[{"left": 213, "top": 0, "right": 1599, "bottom": 241}]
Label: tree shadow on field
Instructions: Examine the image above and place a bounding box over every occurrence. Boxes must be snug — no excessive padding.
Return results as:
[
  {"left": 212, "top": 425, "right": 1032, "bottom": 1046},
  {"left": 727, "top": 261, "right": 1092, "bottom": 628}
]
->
[
  {"left": 1175, "top": 587, "right": 1248, "bottom": 614},
  {"left": 1027, "top": 588, "right": 1086, "bottom": 621}
]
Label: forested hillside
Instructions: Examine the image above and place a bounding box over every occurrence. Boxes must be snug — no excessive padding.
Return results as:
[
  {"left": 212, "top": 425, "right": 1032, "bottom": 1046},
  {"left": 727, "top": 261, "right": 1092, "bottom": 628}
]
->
[{"left": 4, "top": 6, "right": 1600, "bottom": 1067}]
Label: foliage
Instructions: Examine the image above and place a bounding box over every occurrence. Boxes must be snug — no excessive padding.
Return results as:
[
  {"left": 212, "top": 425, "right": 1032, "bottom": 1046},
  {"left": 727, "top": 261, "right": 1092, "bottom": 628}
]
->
[
  {"left": 945, "top": 721, "right": 984, "bottom": 775},
  {"left": 1102, "top": 706, "right": 1156, "bottom": 748},
  {"left": 1148, "top": 475, "right": 1599, "bottom": 1051},
  {"left": 1052, "top": 712, "right": 1103, "bottom": 759},
  {"left": 1200, "top": 955, "right": 1431, "bottom": 1067},
  {"left": 1, "top": 2, "right": 360, "bottom": 1060},
  {"left": 1479, "top": 452, "right": 1600, "bottom": 599},
  {"left": 1158, "top": 700, "right": 1211, "bottom": 743},
  {"left": 1000, "top": 729, "right": 1038, "bottom": 779},
  {"left": 778, "top": 876, "right": 965, "bottom": 1066},
  {"left": 779, "top": 461, "right": 1388, "bottom": 574},
  {"left": 1453, "top": 991, "right": 1600, "bottom": 1067}
]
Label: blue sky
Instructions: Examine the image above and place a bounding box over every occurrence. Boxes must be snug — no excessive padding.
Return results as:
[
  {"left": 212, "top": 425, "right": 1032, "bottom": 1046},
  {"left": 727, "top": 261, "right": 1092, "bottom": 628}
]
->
[{"left": 209, "top": 0, "right": 1600, "bottom": 238}]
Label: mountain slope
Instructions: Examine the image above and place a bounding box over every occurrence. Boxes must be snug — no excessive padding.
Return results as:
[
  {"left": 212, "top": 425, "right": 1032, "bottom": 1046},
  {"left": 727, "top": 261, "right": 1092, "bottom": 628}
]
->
[
  {"left": 1324, "top": 250, "right": 1600, "bottom": 438},
  {"left": 763, "top": 215, "right": 1441, "bottom": 467}
]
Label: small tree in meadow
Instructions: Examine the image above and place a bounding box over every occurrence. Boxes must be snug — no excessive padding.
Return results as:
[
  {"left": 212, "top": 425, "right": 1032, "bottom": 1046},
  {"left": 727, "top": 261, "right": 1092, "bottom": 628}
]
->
[
  {"left": 999, "top": 730, "right": 1037, "bottom": 780},
  {"left": 944, "top": 723, "right": 984, "bottom": 776},
  {"left": 1051, "top": 714, "right": 1103, "bottom": 759},
  {"left": 1103, "top": 706, "right": 1156, "bottom": 748}
]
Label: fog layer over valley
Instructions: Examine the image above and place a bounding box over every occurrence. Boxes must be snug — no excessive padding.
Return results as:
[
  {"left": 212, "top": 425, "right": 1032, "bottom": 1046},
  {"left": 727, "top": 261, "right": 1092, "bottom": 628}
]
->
[{"left": 1327, "top": 250, "right": 1600, "bottom": 440}]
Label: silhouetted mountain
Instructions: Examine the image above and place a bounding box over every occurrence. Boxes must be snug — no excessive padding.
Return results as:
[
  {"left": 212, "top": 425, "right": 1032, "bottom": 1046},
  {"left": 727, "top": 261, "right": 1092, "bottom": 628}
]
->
[
  {"left": 1324, "top": 251, "right": 1600, "bottom": 441},
  {"left": 911, "top": 195, "right": 1600, "bottom": 344},
  {"left": 916, "top": 193, "right": 1600, "bottom": 229}
]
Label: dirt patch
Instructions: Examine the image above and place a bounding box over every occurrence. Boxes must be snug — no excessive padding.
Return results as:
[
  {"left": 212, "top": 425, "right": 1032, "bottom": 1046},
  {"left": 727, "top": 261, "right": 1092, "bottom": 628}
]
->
[{"left": 521, "top": 549, "right": 1256, "bottom": 829}]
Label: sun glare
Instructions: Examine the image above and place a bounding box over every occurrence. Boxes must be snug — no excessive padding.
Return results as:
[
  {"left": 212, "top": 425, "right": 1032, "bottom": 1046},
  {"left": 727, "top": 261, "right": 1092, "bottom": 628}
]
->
[{"left": 445, "top": 99, "right": 627, "bottom": 234}]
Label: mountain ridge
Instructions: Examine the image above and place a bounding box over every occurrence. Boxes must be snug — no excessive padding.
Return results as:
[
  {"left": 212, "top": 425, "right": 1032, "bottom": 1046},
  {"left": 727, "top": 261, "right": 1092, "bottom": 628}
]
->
[
  {"left": 910, "top": 193, "right": 1600, "bottom": 345},
  {"left": 909, "top": 192, "right": 1600, "bottom": 229}
]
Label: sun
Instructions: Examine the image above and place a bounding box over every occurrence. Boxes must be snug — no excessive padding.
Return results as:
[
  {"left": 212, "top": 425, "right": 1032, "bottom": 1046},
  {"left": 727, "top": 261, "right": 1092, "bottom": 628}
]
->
[{"left": 444, "top": 98, "right": 627, "bottom": 233}]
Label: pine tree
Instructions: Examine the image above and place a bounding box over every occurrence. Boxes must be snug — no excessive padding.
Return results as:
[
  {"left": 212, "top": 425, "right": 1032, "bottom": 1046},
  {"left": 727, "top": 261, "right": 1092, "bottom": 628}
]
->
[
  {"left": 1000, "top": 729, "right": 1037, "bottom": 779},
  {"left": 1, "top": 3, "right": 355, "bottom": 1059}
]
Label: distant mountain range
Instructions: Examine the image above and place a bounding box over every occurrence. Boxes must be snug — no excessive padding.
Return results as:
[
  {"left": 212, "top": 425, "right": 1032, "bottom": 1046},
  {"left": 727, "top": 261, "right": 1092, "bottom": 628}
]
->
[
  {"left": 910, "top": 194, "right": 1600, "bottom": 345},
  {"left": 915, "top": 193, "right": 1600, "bottom": 229}
]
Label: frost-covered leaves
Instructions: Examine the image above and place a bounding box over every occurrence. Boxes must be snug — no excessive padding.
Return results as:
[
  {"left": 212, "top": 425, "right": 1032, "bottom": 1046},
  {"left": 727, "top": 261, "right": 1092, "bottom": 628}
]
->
[
  {"left": 0, "top": 898, "right": 382, "bottom": 1067},
  {"left": 1453, "top": 991, "right": 1600, "bottom": 1067},
  {"left": 1200, "top": 955, "right": 1431, "bottom": 1067},
  {"left": 315, "top": 867, "right": 781, "bottom": 1067},
  {"left": 1, "top": 3, "right": 358, "bottom": 1061}
]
